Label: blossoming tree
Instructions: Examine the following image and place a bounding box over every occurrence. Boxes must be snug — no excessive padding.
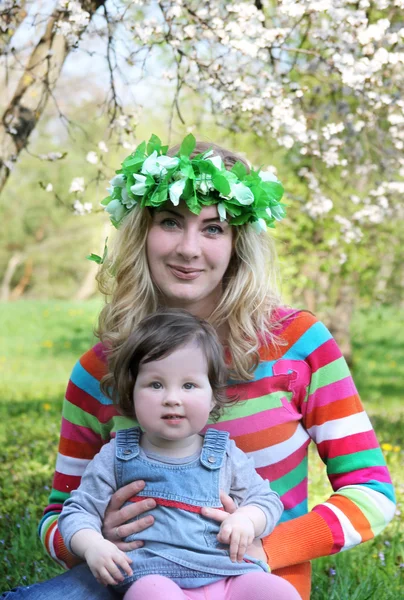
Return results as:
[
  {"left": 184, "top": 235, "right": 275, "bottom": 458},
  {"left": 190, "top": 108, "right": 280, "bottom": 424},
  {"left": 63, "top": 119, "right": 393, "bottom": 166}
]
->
[{"left": 1, "top": 0, "right": 403, "bottom": 354}]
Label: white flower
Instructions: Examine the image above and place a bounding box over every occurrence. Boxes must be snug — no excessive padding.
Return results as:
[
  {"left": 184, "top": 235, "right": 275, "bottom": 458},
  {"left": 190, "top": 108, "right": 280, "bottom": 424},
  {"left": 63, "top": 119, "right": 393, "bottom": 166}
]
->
[
  {"left": 229, "top": 182, "right": 254, "bottom": 205},
  {"left": 141, "top": 152, "right": 179, "bottom": 177},
  {"left": 86, "top": 151, "right": 98, "bottom": 165},
  {"left": 169, "top": 179, "right": 186, "bottom": 206},
  {"left": 110, "top": 174, "right": 126, "bottom": 188},
  {"left": 98, "top": 141, "right": 109, "bottom": 153},
  {"left": 259, "top": 170, "right": 279, "bottom": 183},
  {"left": 217, "top": 202, "right": 227, "bottom": 221},
  {"left": 104, "top": 199, "right": 127, "bottom": 222},
  {"left": 121, "top": 187, "right": 137, "bottom": 209},
  {"left": 73, "top": 200, "right": 92, "bottom": 215},
  {"left": 130, "top": 174, "right": 147, "bottom": 196},
  {"left": 45, "top": 183, "right": 53, "bottom": 192},
  {"left": 250, "top": 219, "right": 267, "bottom": 233},
  {"left": 69, "top": 177, "right": 85, "bottom": 193},
  {"left": 206, "top": 155, "right": 224, "bottom": 170}
]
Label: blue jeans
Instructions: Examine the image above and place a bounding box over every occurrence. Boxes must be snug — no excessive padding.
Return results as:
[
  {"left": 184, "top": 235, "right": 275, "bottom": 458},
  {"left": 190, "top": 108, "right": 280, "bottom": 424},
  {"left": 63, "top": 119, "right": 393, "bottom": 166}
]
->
[{"left": 1, "top": 564, "right": 121, "bottom": 599}]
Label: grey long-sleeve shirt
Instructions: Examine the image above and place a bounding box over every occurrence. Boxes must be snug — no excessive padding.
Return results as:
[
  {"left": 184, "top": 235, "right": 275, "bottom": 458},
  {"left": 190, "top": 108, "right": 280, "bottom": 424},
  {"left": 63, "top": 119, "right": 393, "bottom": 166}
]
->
[{"left": 59, "top": 435, "right": 283, "bottom": 554}]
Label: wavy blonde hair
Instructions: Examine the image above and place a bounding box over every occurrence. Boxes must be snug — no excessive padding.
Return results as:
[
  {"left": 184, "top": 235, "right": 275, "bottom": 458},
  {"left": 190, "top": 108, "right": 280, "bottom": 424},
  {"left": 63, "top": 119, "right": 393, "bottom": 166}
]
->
[{"left": 96, "top": 141, "right": 282, "bottom": 381}]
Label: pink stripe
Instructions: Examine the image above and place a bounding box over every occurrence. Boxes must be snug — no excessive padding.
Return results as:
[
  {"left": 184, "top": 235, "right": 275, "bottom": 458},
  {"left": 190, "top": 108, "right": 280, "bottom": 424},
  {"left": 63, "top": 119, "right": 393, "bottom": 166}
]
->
[
  {"left": 228, "top": 373, "right": 294, "bottom": 400},
  {"left": 61, "top": 417, "right": 102, "bottom": 445},
  {"left": 317, "top": 430, "right": 379, "bottom": 459},
  {"left": 313, "top": 504, "right": 345, "bottom": 553},
  {"left": 93, "top": 342, "right": 107, "bottom": 361},
  {"left": 256, "top": 440, "right": 310, "bottom": 481},
  {"left": 307, "top": 377, "right": 358, "bottom": 409},
  {"left": 280, "top": 477, "right": 308, "bottom": 510},
  {"left": 207, "top": 406, "right": 300, "bottom": 437},
  {"left": 307, "top": 338, "right": 342, "bottom": 371},
  {"left": 329, "top": 466, "right": 393, "bottom": 489}
]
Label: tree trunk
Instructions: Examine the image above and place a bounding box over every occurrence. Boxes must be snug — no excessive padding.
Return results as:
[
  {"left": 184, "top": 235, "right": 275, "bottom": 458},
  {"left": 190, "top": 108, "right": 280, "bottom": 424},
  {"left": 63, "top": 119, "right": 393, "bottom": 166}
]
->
[
  {"left": 326, "top": 282, "right": 355, "bottom": 366},
  {"left": 74, "top": 260, "right": 99, "bottom": 300},
  {"left": 9, "top": 256, "right": 33, "bottom": 299},
  {"left": 0, "top": 251, "right": 24, "bottom": 301},
  {"left": 0, "top": 0, "right": 105, "bottom": 194}
]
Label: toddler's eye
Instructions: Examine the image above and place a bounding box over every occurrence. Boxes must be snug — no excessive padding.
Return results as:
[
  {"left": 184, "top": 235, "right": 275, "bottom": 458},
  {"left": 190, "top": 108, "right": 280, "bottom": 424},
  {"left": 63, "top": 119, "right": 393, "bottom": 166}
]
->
[
  {"left": 150, "top": 382, "right": 162, "bottom": 389},
  {"left": 183, "top": 382, "right": 196, "bottom": 390}
]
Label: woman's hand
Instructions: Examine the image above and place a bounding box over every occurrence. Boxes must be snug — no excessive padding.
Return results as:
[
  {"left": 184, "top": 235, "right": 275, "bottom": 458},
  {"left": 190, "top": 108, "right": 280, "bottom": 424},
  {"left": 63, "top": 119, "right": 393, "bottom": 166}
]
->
[
  {"left": 201, "top": 491, "right": 267, "bottom": 562},
  {"left": 102, "top": 480, "right": 156, "bottom": 551}
]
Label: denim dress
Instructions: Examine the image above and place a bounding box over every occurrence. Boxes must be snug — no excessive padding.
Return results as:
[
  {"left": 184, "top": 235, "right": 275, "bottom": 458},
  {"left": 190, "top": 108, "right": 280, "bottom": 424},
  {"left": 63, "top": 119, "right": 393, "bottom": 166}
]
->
[{"left": 114, "top": 427, "right": 269, "bottom": 592}]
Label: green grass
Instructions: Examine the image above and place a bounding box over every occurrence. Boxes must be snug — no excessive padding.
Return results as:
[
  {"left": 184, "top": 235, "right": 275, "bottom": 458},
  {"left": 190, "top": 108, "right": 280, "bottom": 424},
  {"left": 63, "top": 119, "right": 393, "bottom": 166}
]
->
[{"left": 0, "top": 301, "right": 403, "bottom": 596}]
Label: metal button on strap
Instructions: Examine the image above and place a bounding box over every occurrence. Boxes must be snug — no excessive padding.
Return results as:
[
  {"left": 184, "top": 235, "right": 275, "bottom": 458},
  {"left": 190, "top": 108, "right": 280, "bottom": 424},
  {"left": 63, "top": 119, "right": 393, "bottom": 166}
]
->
[
  {"left": 207, "top": 456, "right": 216, "bottom": 463},
  {"left": 123, "top": 449, "right": 132, "bottom": 455}
]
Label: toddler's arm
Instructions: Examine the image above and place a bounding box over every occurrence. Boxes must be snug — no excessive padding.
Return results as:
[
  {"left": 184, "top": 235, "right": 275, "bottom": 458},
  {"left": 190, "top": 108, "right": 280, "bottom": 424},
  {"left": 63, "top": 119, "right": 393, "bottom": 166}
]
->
[
  {"left": 217, "top": 505, "right": 267, "bottom": 562},
  {"left": 71, "top": 529, "right": 133, "bottom": 586}
]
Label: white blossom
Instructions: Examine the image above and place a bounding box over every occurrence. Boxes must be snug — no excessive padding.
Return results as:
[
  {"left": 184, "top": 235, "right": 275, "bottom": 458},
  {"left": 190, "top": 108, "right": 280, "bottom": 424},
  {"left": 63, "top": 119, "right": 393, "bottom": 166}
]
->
[
  {"left": 86, "top": 151, "right": 98, "bottom": 165},
  {"left": 69, "top": 177, "right": 85, "bottom": 194}
]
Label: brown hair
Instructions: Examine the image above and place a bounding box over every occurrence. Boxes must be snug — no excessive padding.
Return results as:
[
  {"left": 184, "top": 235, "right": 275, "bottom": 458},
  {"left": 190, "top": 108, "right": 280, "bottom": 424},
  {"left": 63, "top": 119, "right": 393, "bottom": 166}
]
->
[{"left": 101, "top": 308, "right": 233, "bottom": 422}]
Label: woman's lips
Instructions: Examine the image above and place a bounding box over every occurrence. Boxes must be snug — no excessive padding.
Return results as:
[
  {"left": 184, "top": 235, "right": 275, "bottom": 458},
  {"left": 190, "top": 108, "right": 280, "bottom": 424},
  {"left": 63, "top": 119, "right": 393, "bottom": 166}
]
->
[{"left": 168, "top": 265, "right": 203, "bottom": 280}]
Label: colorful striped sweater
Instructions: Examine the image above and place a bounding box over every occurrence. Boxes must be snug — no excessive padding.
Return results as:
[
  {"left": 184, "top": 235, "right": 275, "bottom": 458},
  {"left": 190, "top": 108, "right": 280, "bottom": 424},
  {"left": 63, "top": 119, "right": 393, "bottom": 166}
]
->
[{"left": 39, "top": 309, "right": 395, "bottom": 599}]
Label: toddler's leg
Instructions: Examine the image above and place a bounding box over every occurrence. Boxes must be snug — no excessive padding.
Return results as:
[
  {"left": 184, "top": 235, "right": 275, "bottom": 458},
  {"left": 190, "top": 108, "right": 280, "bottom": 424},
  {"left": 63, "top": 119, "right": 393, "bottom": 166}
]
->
[
  {"left": 225, "top": 572, "right": 302, "bottom": 600},
  {"left": 123, "top": 575, "right": 188, "bottom": 600}
]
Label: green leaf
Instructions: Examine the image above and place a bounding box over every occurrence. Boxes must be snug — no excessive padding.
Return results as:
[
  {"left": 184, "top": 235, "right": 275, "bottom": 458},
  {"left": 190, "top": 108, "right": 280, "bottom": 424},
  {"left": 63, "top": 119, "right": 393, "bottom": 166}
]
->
[
  {"left": 86, "top": 253, "right": 103, "bottom": 264},
  {"left": 231, "top": 161, "right": 247, "bottom": 179},
  {"left": 180, "top": 134, "right": 196, "bottom": 157},
  {"left": 212, "top": 173, "right": 231, "bottom": 196},
  {"left": 100, "top": 196, "right": 113, "bottom": 206},
  {"left": 147, "top": 134, "right": 162, "bottom": 155}
]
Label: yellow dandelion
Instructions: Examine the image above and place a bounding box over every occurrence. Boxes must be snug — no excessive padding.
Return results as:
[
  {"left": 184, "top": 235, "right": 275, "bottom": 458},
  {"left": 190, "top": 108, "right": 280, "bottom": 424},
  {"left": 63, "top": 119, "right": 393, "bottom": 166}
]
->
[
  {"left": 381, "top": 443, "right": 393, "bottom": 452},
  {"left": 389, "top": 360, "right": 397, "bottom": 368},
  {"left": 43, "top": 403, "right": 51, "bottom": 411},
  {"left": 393, "top": 446, "right": 401, "bottom": 452},
  {"left": 42, "top": 340, "right": 54, "bottom": 348},
  {"left": 64, "top": 341, "right": 71, "bottom": 348},
  {"left": 43, "top": 310, "right": 49, "bottom": 317}
]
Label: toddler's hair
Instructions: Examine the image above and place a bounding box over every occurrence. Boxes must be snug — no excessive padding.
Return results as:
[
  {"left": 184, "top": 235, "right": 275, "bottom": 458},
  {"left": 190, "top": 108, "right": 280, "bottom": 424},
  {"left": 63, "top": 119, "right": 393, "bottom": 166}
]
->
[{"left": 101, "top": 308, "right": 233, "bottom": 422}]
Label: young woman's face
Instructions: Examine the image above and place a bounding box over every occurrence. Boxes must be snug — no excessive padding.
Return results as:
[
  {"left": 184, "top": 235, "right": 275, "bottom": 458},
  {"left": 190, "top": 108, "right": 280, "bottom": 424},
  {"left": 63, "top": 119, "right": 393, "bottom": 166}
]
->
[
  {"left": 133, "top": 342, "right": 215, "bottom": 451},
  {"left": 146, "top": 202, "right": 233, "bottom": 318}
]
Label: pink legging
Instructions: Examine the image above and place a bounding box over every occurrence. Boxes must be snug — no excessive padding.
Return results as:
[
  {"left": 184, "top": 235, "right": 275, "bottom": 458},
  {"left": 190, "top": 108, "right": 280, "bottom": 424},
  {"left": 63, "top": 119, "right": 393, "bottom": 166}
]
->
[{"left": 123, "top": 573, "right": 302, "bottom": 600}]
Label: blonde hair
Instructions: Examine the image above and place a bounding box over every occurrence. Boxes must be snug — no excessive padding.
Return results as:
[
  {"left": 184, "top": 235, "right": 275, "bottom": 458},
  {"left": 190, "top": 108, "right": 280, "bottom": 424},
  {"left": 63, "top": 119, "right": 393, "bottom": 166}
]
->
[{"left": 96, "top": 141, "right": 282, "bottom": 381}]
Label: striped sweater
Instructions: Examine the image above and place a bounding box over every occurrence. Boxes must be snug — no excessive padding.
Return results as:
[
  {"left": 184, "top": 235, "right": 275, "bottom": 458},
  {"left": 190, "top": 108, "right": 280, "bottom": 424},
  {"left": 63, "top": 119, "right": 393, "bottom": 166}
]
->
[{"left": 39, "top": 309, "right": 395, "bottom": 599}]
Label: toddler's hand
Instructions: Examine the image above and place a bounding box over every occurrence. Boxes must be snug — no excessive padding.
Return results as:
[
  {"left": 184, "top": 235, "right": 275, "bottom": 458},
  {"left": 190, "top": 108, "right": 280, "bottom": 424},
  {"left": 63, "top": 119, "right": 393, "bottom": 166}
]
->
[
  {"left": 84, "top": 539, "right": 133, "bottom": 586},
  {"left": 217, "top": 513, "right": 255, "bottom": 562}
]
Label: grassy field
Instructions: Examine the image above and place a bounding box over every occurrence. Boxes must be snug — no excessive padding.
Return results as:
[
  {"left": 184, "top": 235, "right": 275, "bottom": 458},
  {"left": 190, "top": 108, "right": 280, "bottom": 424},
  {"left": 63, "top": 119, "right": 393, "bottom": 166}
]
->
[{"left": 0, "top": 301, "right": 403, "bottom": 597}]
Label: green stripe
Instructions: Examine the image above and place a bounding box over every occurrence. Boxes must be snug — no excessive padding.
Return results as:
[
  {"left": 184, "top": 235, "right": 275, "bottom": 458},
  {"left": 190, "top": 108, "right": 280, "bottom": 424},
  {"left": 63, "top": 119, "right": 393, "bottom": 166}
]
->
[
  {"left": 215, "top": 391, "right": 293, "bottom": 424},
  {"left": 328, "top": 448, "right": 386, "bottom": 474},
  {"left": 40, "top": 513, "right": 58, "bottom": 544},
  {"left": 271, "top": 456, "right": 308, "bottom": 497},
  {"left": 111, "top": 415, "right": 139, "bottom": 434},
  {"left": 310, "top": 357, "right": 350, "bottom": 391},
  {"left": 63, "top": 400, "right": 103, "bottom": 434},
  {"left": 336, "top": 487, "right": 385, "bottom": 536}
]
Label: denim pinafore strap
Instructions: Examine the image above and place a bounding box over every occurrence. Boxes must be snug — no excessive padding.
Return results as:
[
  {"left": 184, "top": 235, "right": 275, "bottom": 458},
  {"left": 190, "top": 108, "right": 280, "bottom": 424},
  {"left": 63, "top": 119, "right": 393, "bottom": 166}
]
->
[{"left": 113, "top": 427, "right": 268, "bottom": 592}]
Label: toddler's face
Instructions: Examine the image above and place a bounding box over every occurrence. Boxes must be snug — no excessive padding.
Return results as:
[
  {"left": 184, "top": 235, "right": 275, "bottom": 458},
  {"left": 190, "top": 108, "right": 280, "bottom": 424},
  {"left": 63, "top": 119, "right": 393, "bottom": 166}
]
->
[{"left": 133, "top": 342, "right": 215, "bottom": 450}]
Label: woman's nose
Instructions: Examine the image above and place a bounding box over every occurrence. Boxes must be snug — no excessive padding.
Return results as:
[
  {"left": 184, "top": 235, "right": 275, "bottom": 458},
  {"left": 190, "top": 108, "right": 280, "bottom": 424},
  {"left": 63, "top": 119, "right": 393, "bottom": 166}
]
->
[{"left": 176, "top": 228, "right": 201, "bottom": 260}]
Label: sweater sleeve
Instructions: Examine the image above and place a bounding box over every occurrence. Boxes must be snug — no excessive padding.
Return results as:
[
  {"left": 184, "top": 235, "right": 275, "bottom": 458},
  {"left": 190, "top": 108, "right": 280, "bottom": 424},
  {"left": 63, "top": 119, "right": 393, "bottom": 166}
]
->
[
  {"left": 38, "top": 344, "right": 111, "bottom": 568},
  {"left": 263, "top": 313, "right": 396, "bottom": 570},
  {"left": 58, "top": 441, "right": 117, "bottom": 553},
  {"left": 227, "top": 439, "right": 284, "bottom": 538}
]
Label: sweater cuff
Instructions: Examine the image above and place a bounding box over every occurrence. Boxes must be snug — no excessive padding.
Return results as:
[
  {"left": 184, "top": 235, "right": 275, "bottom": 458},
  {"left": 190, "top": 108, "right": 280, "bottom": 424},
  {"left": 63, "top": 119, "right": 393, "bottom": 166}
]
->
[{"left": 263, "top": 511, "right": 335, "bottom": 570}]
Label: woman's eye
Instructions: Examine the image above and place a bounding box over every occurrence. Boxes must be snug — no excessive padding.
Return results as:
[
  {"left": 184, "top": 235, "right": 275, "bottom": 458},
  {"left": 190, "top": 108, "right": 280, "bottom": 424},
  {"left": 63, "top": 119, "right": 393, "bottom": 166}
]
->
[
  {"left": 150, "top": 382, "right": 162, "bottom": 389},
  {"left": 160, "top": 218, "right": 179, "bottom": 229},
  {"left": 205, "top": 224, "right": 223, "bottom": 235},
  {"left": 183, "top": 382, "right": 196, "bottom": 390}
]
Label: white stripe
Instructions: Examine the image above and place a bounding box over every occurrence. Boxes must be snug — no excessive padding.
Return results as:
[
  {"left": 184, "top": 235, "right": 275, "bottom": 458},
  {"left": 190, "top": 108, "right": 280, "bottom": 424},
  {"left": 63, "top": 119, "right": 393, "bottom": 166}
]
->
[
  {"left": 322, "top": 501, "right": 362, "bottom": 551},
  {"left": 307, "top": 411, "right": 373, "bottom": 444},
  {"left": 247, "top": 423, "right": 310, "bottom": 468},
  {"left": 55, "top": 453, "right": 91, "bottom": 477},
  {"left": 340, "top": 485, "right": 396, "bottom": 526}
]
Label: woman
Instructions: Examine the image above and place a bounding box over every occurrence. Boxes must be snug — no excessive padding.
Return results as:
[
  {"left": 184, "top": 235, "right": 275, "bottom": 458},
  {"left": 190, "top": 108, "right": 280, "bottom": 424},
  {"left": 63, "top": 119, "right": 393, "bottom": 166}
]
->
[{"left": 2, "top": 135, "right": 395, "bottom": 599}]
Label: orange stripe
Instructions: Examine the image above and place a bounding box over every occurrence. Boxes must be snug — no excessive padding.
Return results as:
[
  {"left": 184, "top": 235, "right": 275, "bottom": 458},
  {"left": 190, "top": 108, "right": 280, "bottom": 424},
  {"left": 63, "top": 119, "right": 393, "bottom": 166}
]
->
[
  {"left": 272, "top": 562, "right": 312, "bottom": 600},
  {"left": 80, "top": 348, "right": 107, "bottom": 380},
  {"left": 59, "top": 437, "right": 102, "bottom": 460},
  {"left": 327, "top": 494, "right": 373, "bottom": 542},
  {"left": 305, "top": 394, "right": 361, "bottom": 429},
  {"left": 234, "top": 421, "right": 298, "bottom": 453},
  {"left": 259, "top": 312, "right": 317, "bottom": 361}
]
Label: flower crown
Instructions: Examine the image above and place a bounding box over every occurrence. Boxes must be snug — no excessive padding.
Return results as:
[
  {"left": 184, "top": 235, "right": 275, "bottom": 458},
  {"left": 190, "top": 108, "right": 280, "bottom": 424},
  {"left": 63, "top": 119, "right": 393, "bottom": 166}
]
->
[{"left": 88, "top": 133, "right": 285, "bottom": 263}]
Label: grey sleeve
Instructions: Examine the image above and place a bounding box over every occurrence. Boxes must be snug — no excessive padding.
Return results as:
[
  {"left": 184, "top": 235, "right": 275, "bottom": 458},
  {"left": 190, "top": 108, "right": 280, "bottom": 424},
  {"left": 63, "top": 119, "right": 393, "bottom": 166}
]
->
[
  {"left": 220, "top": 439, "right": 284, "bottom": 538},
  {"left": 58, "top": 440, "right": 117, "bottom": 552}
]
